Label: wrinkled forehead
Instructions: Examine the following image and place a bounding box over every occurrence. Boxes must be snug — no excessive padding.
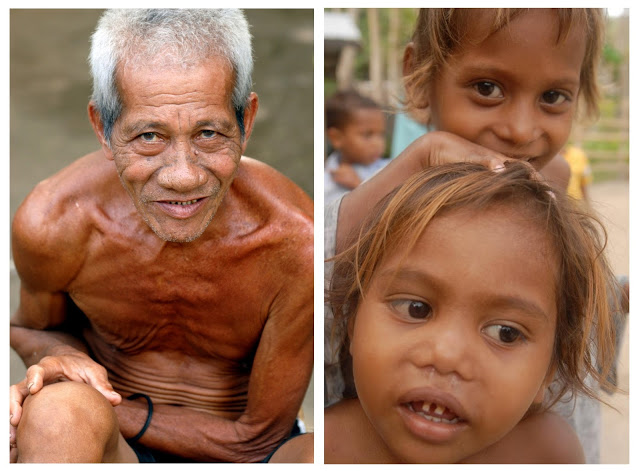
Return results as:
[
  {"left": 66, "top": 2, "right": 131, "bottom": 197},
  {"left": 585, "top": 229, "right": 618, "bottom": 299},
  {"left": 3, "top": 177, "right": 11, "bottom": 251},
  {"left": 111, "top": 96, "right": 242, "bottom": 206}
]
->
[{"left": 115, "top": 54, "right": 235, "bottom": 105}]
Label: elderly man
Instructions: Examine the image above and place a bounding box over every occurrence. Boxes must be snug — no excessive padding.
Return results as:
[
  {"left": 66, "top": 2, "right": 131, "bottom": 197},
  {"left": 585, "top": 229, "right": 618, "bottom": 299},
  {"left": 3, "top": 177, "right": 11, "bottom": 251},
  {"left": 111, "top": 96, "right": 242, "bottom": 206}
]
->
[{"left": 9, "top": 9, "right": 313, "bottom": 463}]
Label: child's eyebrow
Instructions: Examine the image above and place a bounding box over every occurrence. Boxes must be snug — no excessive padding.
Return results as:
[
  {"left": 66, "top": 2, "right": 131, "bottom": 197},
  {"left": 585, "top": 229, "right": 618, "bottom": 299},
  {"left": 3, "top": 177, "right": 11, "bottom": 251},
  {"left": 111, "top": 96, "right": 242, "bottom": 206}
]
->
[
  {"left": 459, "top": 63, "right": 580, "bottom": 88},
  {"left": 377, "top": 267, "right": 551, "bottom": 321},
  {"left": 484, "top": 294, "right": 551, "bottom": 321}
]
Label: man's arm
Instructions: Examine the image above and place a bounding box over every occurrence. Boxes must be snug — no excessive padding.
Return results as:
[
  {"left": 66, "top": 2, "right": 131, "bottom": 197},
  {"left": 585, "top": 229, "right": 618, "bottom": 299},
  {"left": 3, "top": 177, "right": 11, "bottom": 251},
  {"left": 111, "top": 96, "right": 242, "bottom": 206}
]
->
[
  {"left": 113, "top": 243, "right": 314, "bottom": 462},
  {"left": 10, "top": 184, "right": 122, "bottom": 446}
]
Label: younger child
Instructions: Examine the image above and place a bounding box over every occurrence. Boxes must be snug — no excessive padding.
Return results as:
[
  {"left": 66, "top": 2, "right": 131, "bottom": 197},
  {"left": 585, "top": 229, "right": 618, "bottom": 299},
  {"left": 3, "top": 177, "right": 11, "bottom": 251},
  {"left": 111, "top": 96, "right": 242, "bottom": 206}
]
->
[
  {"left": 324, "top": 90, "right": 388, "bottom": 204},
  {"left": 325, "top": 162, "right": 617, "bottom": 463},
  {"left": 562, "top": 145, "right": 593, "bottom": 202}
]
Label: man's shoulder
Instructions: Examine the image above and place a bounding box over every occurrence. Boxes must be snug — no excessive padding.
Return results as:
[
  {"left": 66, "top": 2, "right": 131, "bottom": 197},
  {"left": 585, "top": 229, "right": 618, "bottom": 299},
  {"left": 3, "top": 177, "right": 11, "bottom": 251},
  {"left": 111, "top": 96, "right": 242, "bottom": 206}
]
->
[
  {"left": 236, "top": 157, "right": 312, "bottom": 212},
  {"left": 227, "top": 157, "right": 313, "bottom": 268},
  {"left": 14, "top": 151, "right": 116, "bottom": 230},
  {"left": 233, "top": 157, "right": 313, "bottom": 237},
  {"left": 12, "top": 151, "right": 119, "bottom": 289}
]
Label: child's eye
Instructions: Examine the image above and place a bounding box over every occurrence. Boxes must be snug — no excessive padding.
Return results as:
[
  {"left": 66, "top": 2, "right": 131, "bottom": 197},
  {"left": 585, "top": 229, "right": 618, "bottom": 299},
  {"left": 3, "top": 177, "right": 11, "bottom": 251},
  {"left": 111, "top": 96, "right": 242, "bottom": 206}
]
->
[
  {"left": 473, "top": 81, "right": 503, "bottom": 99},
  {"left": 541, "top": 90, "right": 568, "bottom": 106},
  {"left": 389, "top": 299, "right": 433, "bottom": 320},
  {"left": 483, "top": 325, "right": 524, "bottom": 344}
]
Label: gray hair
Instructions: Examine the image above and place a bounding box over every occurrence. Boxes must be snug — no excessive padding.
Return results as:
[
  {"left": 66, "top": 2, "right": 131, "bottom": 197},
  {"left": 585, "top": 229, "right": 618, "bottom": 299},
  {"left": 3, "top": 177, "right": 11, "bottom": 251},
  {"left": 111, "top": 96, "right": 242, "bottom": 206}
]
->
[{"left": 89, "top": 9, "right": 253, "bottom": 143}]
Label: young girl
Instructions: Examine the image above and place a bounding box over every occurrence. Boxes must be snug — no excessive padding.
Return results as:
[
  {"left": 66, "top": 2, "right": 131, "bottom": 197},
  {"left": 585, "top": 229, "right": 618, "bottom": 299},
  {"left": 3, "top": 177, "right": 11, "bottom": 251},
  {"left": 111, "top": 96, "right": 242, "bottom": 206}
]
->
[
  {"left": 332, "top": 8, "right": 606, "bottom": 250},
  {"left": 324, "top": 162, "right": 617, "bottom": 463}
]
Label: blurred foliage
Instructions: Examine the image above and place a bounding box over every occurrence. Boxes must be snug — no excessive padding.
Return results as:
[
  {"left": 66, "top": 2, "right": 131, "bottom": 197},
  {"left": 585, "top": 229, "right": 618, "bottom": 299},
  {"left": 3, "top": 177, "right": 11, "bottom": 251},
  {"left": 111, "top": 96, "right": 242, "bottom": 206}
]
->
[{"left": 353, "top": 9, "right": 418, "bottom": 80}]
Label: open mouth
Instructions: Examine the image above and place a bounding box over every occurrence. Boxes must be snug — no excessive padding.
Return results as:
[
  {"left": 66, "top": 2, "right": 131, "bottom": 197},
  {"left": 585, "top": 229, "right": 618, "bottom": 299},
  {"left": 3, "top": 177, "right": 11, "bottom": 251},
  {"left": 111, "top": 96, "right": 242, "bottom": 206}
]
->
[
  {"left": 154, "top": 196, "right": 209, "bottom": 219},
  {"left": 406, "top": 401, "right": 463, "bottom": 425},
  {"left": 167, "top": 198, "right": 202, "bottom": 206}
]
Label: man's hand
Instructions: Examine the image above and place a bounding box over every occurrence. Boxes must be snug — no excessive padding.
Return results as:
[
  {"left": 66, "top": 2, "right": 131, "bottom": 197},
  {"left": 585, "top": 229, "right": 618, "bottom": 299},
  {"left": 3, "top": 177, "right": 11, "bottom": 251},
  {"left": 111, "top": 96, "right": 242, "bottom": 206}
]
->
[
  {"left": 9, "top": 347, "right": 121, "bottom": 458},
  {"left": 330, "top": 163, "right": 362, "bottom": 190}
]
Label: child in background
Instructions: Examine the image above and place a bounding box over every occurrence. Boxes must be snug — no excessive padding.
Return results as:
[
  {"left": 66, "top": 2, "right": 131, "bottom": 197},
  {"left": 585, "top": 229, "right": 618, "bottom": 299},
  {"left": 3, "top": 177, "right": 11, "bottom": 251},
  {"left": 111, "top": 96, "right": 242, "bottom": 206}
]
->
[
  {"left": 562, "top": 145, "right": 593, "bottom": 202},
  {"left": 325, "top": 162, "right": 617, "bottom": 463},
  {"left": 324, "top": 90, "right": 389, "bottom": 204},
  {"left": 325, "top": 8, "right": 617, "bottom": 463}
]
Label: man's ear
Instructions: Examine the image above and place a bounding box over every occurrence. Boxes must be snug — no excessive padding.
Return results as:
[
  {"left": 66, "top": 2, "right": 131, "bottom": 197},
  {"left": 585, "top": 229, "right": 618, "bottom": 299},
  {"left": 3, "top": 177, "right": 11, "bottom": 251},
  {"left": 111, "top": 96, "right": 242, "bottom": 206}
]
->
[
  {"left": 240, "top": 92, "right": 259, "bottom": 154},
  {"left": 326, "top": 127, "right": 344, "bottom": 151},
  {"left": 533, "top": 363, "right": 557, "bottom": 404},
  {"left": 88, "top": 102, "right": 115, "bottom": 161}
]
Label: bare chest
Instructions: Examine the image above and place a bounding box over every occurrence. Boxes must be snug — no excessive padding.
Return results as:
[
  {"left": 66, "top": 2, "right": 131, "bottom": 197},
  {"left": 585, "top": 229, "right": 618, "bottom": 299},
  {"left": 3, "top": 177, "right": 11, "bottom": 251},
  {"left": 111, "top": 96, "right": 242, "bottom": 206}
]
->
[{"left": 68, "top": 230, "right": 279, "bottom": 361}]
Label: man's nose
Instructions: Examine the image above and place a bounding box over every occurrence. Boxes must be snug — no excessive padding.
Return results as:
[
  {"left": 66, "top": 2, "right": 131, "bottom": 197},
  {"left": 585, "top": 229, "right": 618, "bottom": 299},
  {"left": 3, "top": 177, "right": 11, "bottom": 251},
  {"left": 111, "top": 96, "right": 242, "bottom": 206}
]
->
[
  {"left": 157, "top": 143, "right": 207, "bottom": 192},
  {"left": 494, "top": 100, "right": 543, "bottom": 148}
]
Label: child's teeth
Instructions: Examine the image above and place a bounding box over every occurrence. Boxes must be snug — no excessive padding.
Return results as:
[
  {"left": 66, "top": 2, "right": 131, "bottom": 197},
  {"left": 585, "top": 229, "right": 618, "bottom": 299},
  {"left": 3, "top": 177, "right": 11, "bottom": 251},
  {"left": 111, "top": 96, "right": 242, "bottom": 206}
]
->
[{"left": 414, "top": 402, "right": 460, "bottom": 424}]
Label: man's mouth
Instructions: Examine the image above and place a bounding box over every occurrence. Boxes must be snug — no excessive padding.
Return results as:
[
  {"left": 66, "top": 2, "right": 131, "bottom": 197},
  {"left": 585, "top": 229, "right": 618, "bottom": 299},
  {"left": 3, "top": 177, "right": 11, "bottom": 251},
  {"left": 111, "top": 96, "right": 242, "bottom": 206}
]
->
[
  {"left": 167, "top": 198, "right": 201, "bottom": 206},
  {"left": 153, "top": 196, "right": 209, "bottom": 219},
  {"left": 407, "top": 401, "right": 463, "bottom": 425}
]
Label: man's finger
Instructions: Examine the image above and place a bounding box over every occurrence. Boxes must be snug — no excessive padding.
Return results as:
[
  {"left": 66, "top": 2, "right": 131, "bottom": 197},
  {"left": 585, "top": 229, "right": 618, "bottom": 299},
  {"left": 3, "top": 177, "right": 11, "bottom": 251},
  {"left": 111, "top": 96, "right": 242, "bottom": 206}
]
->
[
  {"left": 82, "top": 370, "right": 122, "bottom": 406},
  {"left": 24, "top": 365, "right": 47, "bottom": 396},
  {"left": 9, "top": 382, "right": 30, "bottom": 427}
]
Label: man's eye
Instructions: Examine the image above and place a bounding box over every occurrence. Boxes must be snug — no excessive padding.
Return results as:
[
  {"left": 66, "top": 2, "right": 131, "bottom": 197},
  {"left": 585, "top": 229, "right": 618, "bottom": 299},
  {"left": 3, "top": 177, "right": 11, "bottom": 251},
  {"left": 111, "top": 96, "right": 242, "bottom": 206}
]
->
[
  {"left": 541, "top": 90, "right": 568, "bottom": 106},
  {"left": 140, "top": 132, "right": 159, "bottom": 142},
  {"left": 474, "top": 81, "right": 503, "bottom": 99},
  {"left": 484, "top": 325, "right": 523, "bottom": 344},
  {"left": 390, "top": 299, "right": 433, "bottom": 320},
  {"left": 200, "top": 130, "right": 216, "bottom": 138}
]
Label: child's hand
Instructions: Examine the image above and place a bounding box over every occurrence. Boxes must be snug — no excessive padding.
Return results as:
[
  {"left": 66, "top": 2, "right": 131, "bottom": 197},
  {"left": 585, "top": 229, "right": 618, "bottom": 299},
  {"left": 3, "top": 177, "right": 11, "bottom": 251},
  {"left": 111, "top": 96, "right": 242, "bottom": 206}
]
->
[
  {"left": 403, "top": 131, "right": 517, "bottom": 172},
  {"left": 336, "top": 131, "right": 525, "bottom": 252},
  {"left": 331, "top": 163, "right": 362, "bottom": 190}
]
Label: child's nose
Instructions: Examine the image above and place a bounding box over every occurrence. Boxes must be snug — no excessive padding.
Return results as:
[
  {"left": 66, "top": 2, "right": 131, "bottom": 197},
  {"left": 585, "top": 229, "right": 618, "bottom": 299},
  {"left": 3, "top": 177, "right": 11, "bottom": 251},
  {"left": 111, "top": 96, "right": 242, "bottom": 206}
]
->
[
  {"left": 494, "top": 100, "right": 543, "bottom": 148},
  {"left": 407, "top": 318, "right": 474, "bottom": 381}
]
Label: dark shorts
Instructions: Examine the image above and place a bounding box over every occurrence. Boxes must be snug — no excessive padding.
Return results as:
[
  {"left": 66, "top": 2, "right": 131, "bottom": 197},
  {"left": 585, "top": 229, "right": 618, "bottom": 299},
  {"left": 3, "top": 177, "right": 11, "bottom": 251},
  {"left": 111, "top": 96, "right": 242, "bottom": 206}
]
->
[{"left": 127, "top": 420, "right": 304, "bottom": 463}]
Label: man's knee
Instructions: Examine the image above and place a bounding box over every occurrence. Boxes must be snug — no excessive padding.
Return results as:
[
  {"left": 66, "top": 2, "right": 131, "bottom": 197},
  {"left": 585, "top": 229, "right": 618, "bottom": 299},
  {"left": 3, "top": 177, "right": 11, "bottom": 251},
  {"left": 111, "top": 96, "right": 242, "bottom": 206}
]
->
[{"left": 17, "top": 381, "right": 119, "bottom": 462}]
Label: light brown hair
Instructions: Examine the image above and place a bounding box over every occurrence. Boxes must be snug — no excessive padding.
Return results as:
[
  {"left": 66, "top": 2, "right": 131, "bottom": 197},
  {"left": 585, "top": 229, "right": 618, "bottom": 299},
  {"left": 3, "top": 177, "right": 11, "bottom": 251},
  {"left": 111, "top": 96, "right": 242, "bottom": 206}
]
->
[
  {"left": 328, "top": 162, "right": 619, "bottom": 406},
  {"left": 404, "top": 8, "right": 605, "bottom": 123}
]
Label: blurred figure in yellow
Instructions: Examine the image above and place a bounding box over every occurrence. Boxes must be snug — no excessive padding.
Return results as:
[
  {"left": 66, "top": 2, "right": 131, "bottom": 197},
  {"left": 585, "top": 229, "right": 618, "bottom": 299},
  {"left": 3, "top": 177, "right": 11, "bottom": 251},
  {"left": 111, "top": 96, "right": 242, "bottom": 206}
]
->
[{"left": 562, "top": 145, "right": 593, "bottom": 202}]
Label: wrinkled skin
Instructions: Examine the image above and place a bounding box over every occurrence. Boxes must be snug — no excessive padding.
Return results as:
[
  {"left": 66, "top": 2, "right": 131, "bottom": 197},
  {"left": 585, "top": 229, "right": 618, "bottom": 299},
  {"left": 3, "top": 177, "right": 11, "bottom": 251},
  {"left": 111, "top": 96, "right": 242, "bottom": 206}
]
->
[{"left": 10, "top": 56, "right": 313, "bottom": 463}]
